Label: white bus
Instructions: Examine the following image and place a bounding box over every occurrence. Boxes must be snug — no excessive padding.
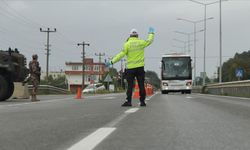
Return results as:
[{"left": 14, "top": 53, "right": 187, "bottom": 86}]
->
[{"left": 161, "top": 53, "right": 192, "bottom": 94}]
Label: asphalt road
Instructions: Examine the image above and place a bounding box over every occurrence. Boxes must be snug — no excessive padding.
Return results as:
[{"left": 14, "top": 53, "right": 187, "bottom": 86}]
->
[{"left": 1, "top": 93, "right": 250, "bottom": 150}]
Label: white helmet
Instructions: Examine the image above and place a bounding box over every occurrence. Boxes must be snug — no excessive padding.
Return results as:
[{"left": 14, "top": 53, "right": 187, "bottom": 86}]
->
[{"left": 130, "top": 28, "right": 138, "bottom": 36}]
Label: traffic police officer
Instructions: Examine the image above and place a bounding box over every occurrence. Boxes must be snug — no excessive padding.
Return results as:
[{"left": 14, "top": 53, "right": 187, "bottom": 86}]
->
[{"left": 107, "top": 27, "right": 155, "bottom": 106}]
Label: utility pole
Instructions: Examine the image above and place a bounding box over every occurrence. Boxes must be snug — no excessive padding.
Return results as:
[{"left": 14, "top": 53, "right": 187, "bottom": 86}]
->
[
  {"left": 95, "top": 52, "right": 105, "bottom": 81},
  {"left": 190, "top": 0, "right": 228, "bottom": 85},
  {"left": 174, "top": 31, "right": 193, "bottom": 54},
  {"left": 177, "top": 17, "right": 213, "bottom": 86},
  {"left": 219, "top": 0, "right": 222, "bottom": 83},
  {"left": 77, "top": 42, "right": 90, "bottom": 90},
  {"left": 40, "top": 28, "right": 56, "bottom": 79}
]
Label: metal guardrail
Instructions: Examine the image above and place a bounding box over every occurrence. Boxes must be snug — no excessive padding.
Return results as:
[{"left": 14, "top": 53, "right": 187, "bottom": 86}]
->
[
  {"left": 28, "top": 85, "right": 70, "bottom": 94},
  {"left": 207, "top": 80, "right": 250, "bottom": 88},
  {"left": 191, "top": 86, "right": 202, "bottom": 93},
  {"left": 193, "top": 80, "right": 250, "bottom": 98}
]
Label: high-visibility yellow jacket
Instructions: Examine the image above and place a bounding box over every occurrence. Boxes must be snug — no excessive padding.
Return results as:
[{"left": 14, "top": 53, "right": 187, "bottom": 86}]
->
[{"left": 111, "top": 33, "right": 154, "bottom": 69}]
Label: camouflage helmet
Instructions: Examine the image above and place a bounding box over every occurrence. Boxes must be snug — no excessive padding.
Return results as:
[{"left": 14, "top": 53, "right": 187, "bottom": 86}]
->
[{"left": 32, "top": 54, "right": 38, "bottom": 60}]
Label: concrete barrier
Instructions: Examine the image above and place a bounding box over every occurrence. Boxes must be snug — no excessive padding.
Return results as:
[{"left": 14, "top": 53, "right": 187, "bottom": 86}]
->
[
  {"left": 192, "top": 80, "right": 250, "bottom": 98},
  {"left": 205, "top": 80, "right": 250, "bottom": 97},
  {"left": 191, "top": 86, "right": 202, "bottom": 93},
  {"left": 11, "top": 82, "right": 29, "bottom": 99}
]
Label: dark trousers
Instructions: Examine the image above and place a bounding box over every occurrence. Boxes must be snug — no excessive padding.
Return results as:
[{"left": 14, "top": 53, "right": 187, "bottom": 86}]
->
[{"left": 126, "top": 67, "right": 146, "bottom": 102}]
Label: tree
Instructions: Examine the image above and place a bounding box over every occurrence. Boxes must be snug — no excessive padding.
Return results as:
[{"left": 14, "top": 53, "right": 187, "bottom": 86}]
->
[
  {"left": 40, "top": 75, "right": 67, "bottom": 89},
  {"left": 222, "top": 50, "right": 250, "bottom": 82},
  {"left": 145, "top": 70, "right": 161, "bottom": 89},
  {"left": 102, "top": 68, "right": 118, "bottom": 81},
  {"left": 195, "top": 76, "right": 210, "bottom": 86},
  {"left": 101, "top": 68, "right": 119, "bottom": 90}
]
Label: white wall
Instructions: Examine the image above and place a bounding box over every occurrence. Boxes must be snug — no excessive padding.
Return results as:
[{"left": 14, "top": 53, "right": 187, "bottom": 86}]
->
[
  {"left": 66, "top": 74, "right": 99, "bottom": 85},
  {"left": 66, "top": 75, "right": 81, "bottom": 85}
]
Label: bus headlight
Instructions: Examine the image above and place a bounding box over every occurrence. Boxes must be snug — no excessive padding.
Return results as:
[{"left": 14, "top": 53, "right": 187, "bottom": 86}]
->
[{"left": 186, "top": 81, "right": 192, "bottom": 86}]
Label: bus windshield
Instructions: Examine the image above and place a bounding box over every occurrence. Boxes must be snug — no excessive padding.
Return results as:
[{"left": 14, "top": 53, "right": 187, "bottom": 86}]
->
[{"left": 162, "top": 57, "right": 192, "bottom": 80}]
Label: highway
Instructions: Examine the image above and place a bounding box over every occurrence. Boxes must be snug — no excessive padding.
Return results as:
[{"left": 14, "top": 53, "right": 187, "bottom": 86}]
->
[{"left": 1, "top": 93, "right": 250, "bottom": 150}]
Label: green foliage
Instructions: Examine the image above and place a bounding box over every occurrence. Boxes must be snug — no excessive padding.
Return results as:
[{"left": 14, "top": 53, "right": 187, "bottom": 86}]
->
[
  {"left": 222, "top": 50, "right": 250, "bottom": 82},
  {"left": 145, "top": 70, "right": 161, "bottom": 89},
  {"left": 195, "top": 76, "right": 211, "bottom": 86},
  {"left": 40, "top": 75, "right": 67, "bottom": 89},
  {"left": 101, "top": 68, "right": 119, "bottom": 90},
  {"left": 101, "top": 69, "right": 160, "bottom": 90},
  {"left": 101, "top": 68, "right": 118, "bottom": 83}
]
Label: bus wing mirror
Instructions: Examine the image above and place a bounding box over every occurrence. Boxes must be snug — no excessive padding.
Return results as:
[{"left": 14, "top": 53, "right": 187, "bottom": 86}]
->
[{"left": 161, "top": 61, "right": 165, "bottom": 69}]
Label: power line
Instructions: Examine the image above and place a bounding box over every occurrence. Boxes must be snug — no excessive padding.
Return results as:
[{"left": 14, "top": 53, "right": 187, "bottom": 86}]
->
[
  {"left": 95, "top": 52, "right": 105, "bottom": 63},
  {"left": 0, "top": 2, "right": 76, "bottom": 51},
  {"left": 1, "top": 0, "right": 46, "bottom": 29},
  {"left": 56, "top": 31, "right": 76, "bottom": 46},
  {"left": 0, "top": 4, "right": 45, "bottom": 49}
]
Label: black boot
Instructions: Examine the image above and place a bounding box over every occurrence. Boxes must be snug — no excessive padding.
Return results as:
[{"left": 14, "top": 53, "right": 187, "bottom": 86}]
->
[
  {"left": 140, "top": 101, "right": 146, "bottom": 107},
  {"left": 121, "top": 101, "right": 132, "bottom": 107}
]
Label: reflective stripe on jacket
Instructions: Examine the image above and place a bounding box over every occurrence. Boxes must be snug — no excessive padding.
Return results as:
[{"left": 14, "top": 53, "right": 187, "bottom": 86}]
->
[{"left": 112, "top": 33, "right": 154, "bottom": 69}]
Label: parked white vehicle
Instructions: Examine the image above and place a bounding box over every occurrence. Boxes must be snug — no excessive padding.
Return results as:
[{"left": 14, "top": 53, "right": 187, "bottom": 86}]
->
[{"left": 82, "top": 83, "right": 105, "bottom": 93}]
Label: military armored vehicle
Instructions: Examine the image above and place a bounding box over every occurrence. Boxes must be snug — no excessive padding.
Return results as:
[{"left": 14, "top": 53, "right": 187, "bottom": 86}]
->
[{"left": 0, "top": 48, "right": 29, "bottom": 101}]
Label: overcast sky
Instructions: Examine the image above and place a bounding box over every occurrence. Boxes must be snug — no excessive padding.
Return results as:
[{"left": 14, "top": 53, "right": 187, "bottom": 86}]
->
[{"left": 0, "top": 0, "right": 250, "bottom": 78}]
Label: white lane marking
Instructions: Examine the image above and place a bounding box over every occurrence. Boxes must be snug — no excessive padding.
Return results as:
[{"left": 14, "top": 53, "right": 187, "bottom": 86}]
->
[
  {"left": 68, "top": 103, "right": 140, "bottom": 150},
  {"left": 2, "top": 93, "right": 124, "bottom": 108},
  {"left": 102, "top": 97, "right": 115, "bottom": 100},
  {"left": 196, "top": 93, "right": 250, "bottom": 100},
  {"left": 106, "top": 108, "right": 140, "bottom": 127},
  {"left": 186, "top": 96, "right": 193, "bottom": 99},
  {"left": 84, "top": 93, "right": 124, "bottom": 99},
  {"left": 106, "top": 113, "right": 128, "bottom": 127},
  {"left": 67, "top": 127, "right": 116, "bottom": 150},
  {"left": 4, "top": 97, "right": 74, "bottom": 107},
  {"left": 125, "top": 108, "right": 139, "bottom": 113}
]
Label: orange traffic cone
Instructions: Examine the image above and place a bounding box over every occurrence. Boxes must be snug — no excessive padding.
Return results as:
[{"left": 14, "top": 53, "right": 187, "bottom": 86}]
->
[
  {"left": 150, "top": 85, "right": 154, "bottom": 95},
  {"left": 147, "top": 84, "right": 153, "bottom": 96},
  {"left": 75, "top": 87, "right": 83, "bottom": 99},
  {"left": 145, "top": 84, "right": 149, "bottom": 97},
  {"left": 133, "top": 81, "right": 140, "bottom": 99}
]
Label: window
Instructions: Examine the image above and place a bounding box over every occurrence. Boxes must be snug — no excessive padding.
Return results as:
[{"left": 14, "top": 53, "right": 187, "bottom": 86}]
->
[
  {"left": 72, "top": 65, "right": 79, "bottom": 71},
  {"left": 94, "top": 65, "right": 99, "bottom": 71},
  {"left": 85, "top": 65, "right": 92, "bottom": 71},
  {"left": 92, "top": 75, "right": 97, "bottom": 80},
  {"left": 162, "top": 57, "right": 191, "bottom": 80}
]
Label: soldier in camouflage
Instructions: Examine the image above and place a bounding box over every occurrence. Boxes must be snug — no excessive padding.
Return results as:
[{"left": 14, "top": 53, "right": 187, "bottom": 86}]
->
[{"left": 29, "top": 54, "right": 41, "bottom": 101}]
